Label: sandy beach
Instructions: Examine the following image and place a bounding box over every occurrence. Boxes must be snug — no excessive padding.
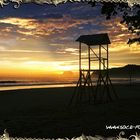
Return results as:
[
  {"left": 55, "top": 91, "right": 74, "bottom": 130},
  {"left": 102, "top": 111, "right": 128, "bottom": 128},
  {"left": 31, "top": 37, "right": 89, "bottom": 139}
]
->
[{"left": 0, "top": 84, "right": 140, "bottom": 138}]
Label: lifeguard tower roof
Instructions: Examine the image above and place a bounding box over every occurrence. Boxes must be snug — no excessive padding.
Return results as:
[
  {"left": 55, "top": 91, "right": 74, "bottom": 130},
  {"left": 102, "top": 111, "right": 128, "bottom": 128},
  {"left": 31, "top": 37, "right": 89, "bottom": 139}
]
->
[{"left": 76, "top": 33, "right": 111, "bottom": 46}]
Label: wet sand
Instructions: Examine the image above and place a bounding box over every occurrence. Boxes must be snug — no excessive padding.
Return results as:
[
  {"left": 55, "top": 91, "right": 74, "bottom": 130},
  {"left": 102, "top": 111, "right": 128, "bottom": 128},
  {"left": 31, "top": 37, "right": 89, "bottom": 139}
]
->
[{"left": 0, "top": 84, "right": 139, "bottom": 138}]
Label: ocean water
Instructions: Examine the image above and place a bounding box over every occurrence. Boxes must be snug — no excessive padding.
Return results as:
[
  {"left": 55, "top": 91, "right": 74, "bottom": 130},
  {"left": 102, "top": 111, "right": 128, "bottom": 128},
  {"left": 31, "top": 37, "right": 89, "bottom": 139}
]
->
[
  {"left": 0, "top": 77, "right": 140, "bottom": 91},
  {"left": 0, "top": 81, "right": 76, "bottom": 91}
]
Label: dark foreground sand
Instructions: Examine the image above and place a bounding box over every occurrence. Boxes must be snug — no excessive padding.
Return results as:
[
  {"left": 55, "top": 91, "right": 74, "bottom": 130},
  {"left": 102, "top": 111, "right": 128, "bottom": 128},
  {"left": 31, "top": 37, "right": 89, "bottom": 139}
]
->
[{"left": 0, "top": 84, "right": 140, "bottom": 138}]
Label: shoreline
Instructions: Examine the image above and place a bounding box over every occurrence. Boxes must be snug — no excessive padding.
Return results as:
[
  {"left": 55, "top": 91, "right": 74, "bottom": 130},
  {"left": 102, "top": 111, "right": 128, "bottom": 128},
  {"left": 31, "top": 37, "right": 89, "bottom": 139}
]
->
[
  {"left": 0, "top": 81, "right": 139, "bottom": 92},
  {"left": 0, "top": 83, "right": 76, "bottom": 91}
]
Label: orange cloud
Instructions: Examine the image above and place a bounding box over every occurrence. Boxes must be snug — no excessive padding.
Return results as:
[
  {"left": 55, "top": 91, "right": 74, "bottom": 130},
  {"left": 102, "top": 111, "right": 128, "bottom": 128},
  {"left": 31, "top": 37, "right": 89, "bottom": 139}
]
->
[
  {"left": 0, "top": 16, "right": 102, "bottom": 39},
  {"left": 0, "top": 17, "right": 88, "bottom": 37},
  {"left": 0, "top": 18, "right": 37, "bottom": 29},
  {"left": 0, "top": 14, "right": 139, "bottom": 80}
]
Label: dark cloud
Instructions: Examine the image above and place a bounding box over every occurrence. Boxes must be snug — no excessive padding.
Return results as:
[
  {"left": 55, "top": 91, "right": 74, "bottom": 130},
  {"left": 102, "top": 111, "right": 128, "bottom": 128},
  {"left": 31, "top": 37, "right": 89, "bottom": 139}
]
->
[
  {"left": 0, "top": 2, "right": 101, "bottom": 20},
  {"left": 33, "top": 13, "right": 63, "bottom": 19}
]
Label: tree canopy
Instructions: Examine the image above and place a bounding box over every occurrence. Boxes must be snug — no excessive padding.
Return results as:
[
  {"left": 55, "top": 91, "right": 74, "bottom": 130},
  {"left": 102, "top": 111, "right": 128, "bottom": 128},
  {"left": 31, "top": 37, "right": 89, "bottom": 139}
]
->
[{"left": 88, "top": 2, "right": 140, "bottom": 44}]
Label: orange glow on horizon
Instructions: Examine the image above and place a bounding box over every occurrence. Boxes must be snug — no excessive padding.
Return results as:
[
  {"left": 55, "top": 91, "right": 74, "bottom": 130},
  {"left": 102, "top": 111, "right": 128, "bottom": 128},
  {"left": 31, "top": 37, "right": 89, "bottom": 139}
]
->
[{"left": 0, "top": 15, "right": 139, "bottom": 81}]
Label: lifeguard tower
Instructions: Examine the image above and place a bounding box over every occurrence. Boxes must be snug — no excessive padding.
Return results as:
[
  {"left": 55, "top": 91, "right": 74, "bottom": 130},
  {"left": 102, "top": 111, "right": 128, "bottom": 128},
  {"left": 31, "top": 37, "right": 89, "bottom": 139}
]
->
[{"left": 70, "top": 33, "right": 118, "bottom": 105}]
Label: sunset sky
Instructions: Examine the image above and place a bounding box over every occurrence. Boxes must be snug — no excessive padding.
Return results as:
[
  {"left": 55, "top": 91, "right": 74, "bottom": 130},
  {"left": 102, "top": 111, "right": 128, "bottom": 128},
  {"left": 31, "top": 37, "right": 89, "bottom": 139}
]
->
[{"left": 0, "top": 2, "right": 140, "bottom": 80}]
